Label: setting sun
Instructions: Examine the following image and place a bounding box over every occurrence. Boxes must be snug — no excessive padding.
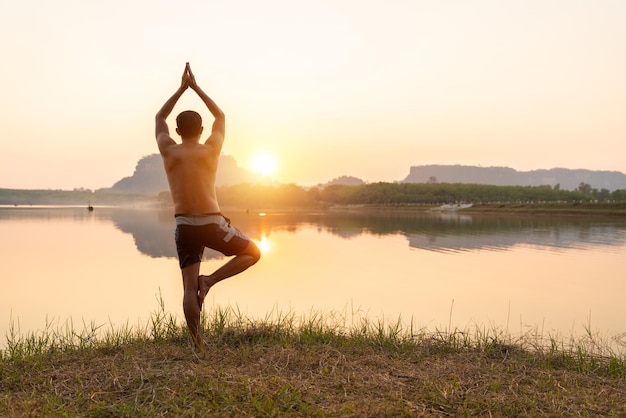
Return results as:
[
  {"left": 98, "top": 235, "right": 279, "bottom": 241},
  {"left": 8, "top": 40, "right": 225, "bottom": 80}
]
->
[{"left": 250, "top": 152, "right": 278, "bottom": 177}]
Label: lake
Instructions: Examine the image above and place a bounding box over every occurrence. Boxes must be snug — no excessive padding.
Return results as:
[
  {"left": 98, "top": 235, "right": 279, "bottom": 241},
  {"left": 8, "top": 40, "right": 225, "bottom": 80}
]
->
[{"left": 1, "top": 206, "right": 625, "bottom": 351}]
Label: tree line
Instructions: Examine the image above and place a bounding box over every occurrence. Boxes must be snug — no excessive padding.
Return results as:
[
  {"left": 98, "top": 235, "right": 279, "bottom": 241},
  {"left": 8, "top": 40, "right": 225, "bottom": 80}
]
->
[
  {"left": 214, "top": 182, "right": 626, "bottom": 208},
  {"left": 4, "top": 182, "right": 626, "bottom": 208}
]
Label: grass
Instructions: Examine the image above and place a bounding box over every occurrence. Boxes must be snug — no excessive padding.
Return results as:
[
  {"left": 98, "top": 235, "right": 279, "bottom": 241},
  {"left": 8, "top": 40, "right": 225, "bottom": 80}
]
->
[{"left": 1, "top": 301, "right": 625, "bottom": 417}]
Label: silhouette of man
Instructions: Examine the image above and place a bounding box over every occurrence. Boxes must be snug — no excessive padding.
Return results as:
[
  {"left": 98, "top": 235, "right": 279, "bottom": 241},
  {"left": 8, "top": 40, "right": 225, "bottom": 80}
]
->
[{"left": 155, "top": 63, "right": 261, "bottom": 347}]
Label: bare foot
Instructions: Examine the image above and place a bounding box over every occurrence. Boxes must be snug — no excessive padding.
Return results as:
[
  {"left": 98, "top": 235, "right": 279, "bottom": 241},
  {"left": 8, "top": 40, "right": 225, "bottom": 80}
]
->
[
  {"left": 191, "top": 331, "right": 205, "bottom": 351},
  {"left": 198, "top": 275, "right": 217, "bottom": 308}
]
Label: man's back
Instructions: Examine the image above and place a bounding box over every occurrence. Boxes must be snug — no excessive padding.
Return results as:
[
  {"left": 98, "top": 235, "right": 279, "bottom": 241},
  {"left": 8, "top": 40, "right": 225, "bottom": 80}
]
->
[
  {"left": 161, "top": 142, "right": 220, "bottom": 215},
  {"left": 154, "top": 64, "right": 225, "bottom": 216}
]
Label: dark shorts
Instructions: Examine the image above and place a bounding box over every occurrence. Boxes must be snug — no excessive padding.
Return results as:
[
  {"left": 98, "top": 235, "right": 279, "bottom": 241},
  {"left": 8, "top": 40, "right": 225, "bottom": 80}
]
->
[{"left": 174, "top": 213, "right": 251, "bottom": 269}]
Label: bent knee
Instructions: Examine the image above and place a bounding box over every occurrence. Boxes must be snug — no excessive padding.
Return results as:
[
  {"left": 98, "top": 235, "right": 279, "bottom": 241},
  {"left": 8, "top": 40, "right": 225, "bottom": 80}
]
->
[{"left": 243, "top": 241, "right": 261, "bottom": 262}]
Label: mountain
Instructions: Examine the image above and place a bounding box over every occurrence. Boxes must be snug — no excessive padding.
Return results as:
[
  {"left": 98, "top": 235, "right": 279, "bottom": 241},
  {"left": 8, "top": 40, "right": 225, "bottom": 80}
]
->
[
  {"left": 316, "top": 175, "right": 366, "bottom": 188},
  {"left": 101, "top": 154, "right": 258, "bottom": 194},
  {"left": 402, "top": 165, "right": 626, "bottom": 191},
  {"left": 102, "top": 156, "right": 626, "bottom": 195}
]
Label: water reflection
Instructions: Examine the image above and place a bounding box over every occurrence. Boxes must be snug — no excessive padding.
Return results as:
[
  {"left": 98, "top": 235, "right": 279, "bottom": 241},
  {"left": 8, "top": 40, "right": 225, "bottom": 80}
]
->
[
  {"left": 311, "top": 210, "right": 626, "bottom": 253},
  {"left": 96, "top": 208, "right": 626, "bottom": 257},
  {"left": 3, "top": 206, "right": 624, "bottom": 257}
]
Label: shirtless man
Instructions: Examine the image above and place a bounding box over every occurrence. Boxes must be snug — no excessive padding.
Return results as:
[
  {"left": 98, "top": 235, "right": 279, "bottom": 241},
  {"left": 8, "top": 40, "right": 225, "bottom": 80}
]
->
[{"left": 155, "top": 63, "right": 261, "bottom": 347}]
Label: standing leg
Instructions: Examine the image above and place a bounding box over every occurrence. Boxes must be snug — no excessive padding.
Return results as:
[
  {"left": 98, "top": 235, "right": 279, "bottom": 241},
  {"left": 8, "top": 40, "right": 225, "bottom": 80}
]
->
[
  {"left": 181, "top": 262, "right": 203, "bottom": 348},
  {"left": 198, "top": 241, "right": 261, "bottom": 307}
]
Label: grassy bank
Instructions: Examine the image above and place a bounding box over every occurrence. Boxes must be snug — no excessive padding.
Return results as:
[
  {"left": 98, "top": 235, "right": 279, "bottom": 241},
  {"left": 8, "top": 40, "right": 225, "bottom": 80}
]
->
[
  {"left": 2, "top": 305, "right": 625, "bottom": 417},
  {"left": 463, "top": 201, "right": 626, "bottom": 217},
  {"left": 325, "top": 201, "right": 626, "bottom": 217}
]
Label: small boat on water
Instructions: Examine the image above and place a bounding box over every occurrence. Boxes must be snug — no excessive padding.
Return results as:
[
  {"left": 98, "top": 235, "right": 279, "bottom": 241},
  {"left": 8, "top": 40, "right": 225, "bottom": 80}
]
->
[{"left": 437, "top": 203, "right": 473, "bottom": 211}]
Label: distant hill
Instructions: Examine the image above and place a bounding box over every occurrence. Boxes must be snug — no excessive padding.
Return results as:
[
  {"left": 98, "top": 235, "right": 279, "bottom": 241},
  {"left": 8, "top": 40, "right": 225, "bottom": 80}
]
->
[
  {"left": 100, "top": 157, "right": 626, "bottom": 196},
  {"left": 316, "top": 175, "right": 366, "bottom": 188},
  {"left": 100, "top": 154, "right": 258, "bottom": 194},
  {"left": 402, "top": 165, "right": 626, "bottom": 191}
]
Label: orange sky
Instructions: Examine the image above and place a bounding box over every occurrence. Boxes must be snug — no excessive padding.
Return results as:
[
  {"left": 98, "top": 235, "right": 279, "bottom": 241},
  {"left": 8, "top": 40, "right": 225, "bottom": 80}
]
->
[{"left": 1, "top": 0, "right": 625, "bottom": 190}]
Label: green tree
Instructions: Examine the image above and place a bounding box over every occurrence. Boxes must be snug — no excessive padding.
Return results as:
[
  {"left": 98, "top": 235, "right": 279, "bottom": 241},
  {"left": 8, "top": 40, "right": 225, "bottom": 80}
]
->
[
  {"left": 578, "top": 182, "right": 592, "bottom": 195},
  {"left": 592, "top": 188, "right": 610, "bottom": 201}
]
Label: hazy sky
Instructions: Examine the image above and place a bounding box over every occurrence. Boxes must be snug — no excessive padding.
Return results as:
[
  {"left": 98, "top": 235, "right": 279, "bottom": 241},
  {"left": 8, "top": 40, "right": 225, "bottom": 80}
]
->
[{"left": 1, "top": 0, "right": 625, "bottom": 190}]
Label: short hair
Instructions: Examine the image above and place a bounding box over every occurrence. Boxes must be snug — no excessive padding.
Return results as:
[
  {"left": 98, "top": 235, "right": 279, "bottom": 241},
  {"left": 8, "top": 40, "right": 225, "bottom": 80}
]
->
[{"left": 176, "top": 110, "right": 202, "bottom": 137}]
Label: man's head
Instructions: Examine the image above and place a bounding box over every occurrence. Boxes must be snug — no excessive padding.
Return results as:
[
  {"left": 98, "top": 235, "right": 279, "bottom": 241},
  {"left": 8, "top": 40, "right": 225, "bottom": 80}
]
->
[{"left": 176, "top": 110, "right": 203, "bottom": 138}]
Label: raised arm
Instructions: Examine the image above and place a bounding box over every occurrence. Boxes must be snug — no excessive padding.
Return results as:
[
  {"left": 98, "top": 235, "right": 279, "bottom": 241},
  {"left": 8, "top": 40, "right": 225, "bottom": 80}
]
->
[
  {"left": 155, "top": 64, "right": 189, "bottom": 152},
  {"left": 187, "top": 65, "right": 225, "bottom": 151}
]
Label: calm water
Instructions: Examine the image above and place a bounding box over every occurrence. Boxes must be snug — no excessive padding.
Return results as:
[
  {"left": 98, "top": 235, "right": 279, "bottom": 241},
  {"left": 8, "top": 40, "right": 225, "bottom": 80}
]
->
[{"left": 1, "top": 206, "right": 625, "bottom": 350}]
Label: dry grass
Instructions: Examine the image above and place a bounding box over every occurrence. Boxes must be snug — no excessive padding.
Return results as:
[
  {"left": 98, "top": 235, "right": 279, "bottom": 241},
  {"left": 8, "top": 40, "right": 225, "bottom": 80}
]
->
[{"left": 1, "top": 305, "right": 625, "bottom": 417}]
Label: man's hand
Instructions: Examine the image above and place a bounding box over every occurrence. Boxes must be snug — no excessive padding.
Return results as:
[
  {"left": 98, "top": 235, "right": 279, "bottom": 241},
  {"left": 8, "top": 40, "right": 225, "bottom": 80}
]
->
[
  {"left": 181, "top": 63, "right": 191, "bottom": 90},
  {"left": 186, "top": 63, "right": 199, "bottom": 91},
  {"left": 156, "top": 62, "right": 193, "bottom": 149}
]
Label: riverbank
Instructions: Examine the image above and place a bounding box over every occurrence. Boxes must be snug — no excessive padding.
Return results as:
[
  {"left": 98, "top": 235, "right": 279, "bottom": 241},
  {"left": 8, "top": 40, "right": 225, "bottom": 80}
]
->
[
  {"left": 2, "top": 306, "right": 625, "bottom": 416},
  {"left": 325, "top": 201, "right": 626, "bottom": 218},
  {"left": 5, "top": 185, "right": 626, "bottom": 217},
  {"left": 463, "top": 201, "right": 626, "bottom": 217}
]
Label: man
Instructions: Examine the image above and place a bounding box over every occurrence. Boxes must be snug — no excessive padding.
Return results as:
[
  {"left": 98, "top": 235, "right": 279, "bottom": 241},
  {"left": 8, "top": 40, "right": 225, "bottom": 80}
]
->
[{"left": 155, "top": 63, "right": 261, "bottom": 347}]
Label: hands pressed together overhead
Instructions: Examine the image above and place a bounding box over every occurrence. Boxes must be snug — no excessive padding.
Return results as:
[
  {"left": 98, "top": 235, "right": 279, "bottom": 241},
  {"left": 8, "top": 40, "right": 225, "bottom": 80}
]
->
[
  {"left": 155, "top": 61, "right": 223, "bottom": 144},
  {"left": 181, "top": 62, "right": 198, "bottom": 90}
]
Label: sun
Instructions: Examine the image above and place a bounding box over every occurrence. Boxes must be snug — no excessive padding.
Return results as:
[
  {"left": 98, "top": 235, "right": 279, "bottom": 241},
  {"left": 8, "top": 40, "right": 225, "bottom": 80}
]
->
[{"left": 250, "top": 152, "right": 278, "bottom": 177}]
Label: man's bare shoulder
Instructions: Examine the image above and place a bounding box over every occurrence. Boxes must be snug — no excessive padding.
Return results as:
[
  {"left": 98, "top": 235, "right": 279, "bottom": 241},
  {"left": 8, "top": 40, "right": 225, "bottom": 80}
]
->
[
  {"left": 156, "top": 132, "right": 177, "bottom": 154},
  {"left": 161, "top": 142, "right": 212, "bottom": 157}
]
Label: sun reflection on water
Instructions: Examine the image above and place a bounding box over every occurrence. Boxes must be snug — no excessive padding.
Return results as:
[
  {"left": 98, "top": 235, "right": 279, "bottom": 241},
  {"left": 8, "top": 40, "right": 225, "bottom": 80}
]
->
[{"left": 256, "top": 235, "right": 271, "bottom": 254}]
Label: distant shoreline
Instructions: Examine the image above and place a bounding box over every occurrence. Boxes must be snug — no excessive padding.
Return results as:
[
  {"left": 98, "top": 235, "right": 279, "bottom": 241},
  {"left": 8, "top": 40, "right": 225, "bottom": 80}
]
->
[
  {"left": 326, "top": 202, "right": 626, "bottom": 218},
  {"left": 3, "top": 202, "right": 626, "bottom": 218},
  {"left": 2, "top": 186, "right": 626, "bottom": 218}
]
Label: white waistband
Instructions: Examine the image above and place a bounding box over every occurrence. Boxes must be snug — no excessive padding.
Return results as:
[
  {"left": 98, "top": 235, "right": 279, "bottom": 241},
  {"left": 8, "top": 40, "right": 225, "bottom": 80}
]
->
[{"left": 175, "top": 214, "right": 224, "bottom": 226}]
